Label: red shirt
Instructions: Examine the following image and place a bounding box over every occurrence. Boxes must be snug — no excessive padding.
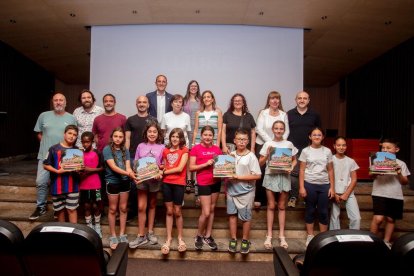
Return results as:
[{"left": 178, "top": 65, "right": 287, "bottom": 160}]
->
[{"left": 162, "top": 147, "right": 189, "bottom": 185}]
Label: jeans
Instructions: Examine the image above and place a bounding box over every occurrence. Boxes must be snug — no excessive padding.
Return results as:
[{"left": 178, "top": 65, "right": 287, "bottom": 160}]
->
[
  {"left": 35, "top": 159, "right": 49, "bottom": 208},
  {"left": 329, "top": 193, "right": 361, "bottom": 230}
]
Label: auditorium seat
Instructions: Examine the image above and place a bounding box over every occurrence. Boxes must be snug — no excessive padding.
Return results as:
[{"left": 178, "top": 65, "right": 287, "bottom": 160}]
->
[
  {"left": 273, "top": 229, "right": 391, "bottom": 276},
  {"left": 23, "top": 222, "right": 128, "bottom": 276},
  {"left": 391, "top": 232, "right": 414, "bottom": 275},
  {"left": 0, "top": 219, "right": 26, "bottom": 276}
]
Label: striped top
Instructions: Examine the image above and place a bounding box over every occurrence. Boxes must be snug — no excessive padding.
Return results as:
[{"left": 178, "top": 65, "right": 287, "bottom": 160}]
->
[{"left": 195, "top": 110, "right": 219, "bottom": 144}]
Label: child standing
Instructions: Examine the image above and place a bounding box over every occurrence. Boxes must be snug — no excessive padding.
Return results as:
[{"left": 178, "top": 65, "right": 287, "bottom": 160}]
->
[
  {"left": 161, "top": 128, "right": 189, "bottom": 254},
  {"left": 129, "top": 122, "right": 165, "bottom": 249},
  {"left": 299, "top": 127, "right": 334, "bottom": 247},
  {"left": 43, "top": 125, "right": 81, "bottom": 223},
  {"left": 190, "top": 125, "right": 222, "bottom": 250},
  {"left": 80, "top": 131, "right": 104, "bottom": 237},
  {"left": 227, "top": 129, "right": 261, "bottom": 254},
  {"left": 329, "top": 136, "right": 361, "bottom": 230},
  {"left": 370, "top": 138, "right": 410, "bottom": 248},
  {"left": 259, "top": 121, "right": 298, "bottom": 250},
  {"left": 102, "top": 127, "right": 135, "bottom": 250}
]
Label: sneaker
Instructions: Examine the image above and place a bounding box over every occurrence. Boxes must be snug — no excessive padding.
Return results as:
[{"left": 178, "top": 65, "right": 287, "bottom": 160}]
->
[
  {"left": 195, "top": 235, "right": 204, "bottom": 250},
  {"left": 147, "top": 231, "right": 158, "bottom": 245},
  {"left": 384, "top": 240, "right": 392, "bottom": 249},
  {"left": 86, "top": 222, "right": 94, "bottom": 229},
  {"left": 203, "top": 236, "right": 218, "bottom": 250},
  {"left": 29, "top": 207, "right": 47, "bottom": 220},
  {"left": 305, "top": 235, "right": 314, "bottom": 247},
  {"left": 109, "top": 236, "right": 119, "bottom": 250},
  {"left": 119, "top": 234, "right": 129, "bottom": 243},
  {"left": 288, "top": 197, "right": 297, "bottom": 208},
  {"left": 228, "top": 239, "right": 237, "bottom": 253},
  {"left": 240, "top": 239, "right": 251, "bottom": 254},
  {"left": 129, "top": 235, "right": 148, "bottom": 249},
  {"left": 94, "top": 223, "right": 103, "bottom": 238}
]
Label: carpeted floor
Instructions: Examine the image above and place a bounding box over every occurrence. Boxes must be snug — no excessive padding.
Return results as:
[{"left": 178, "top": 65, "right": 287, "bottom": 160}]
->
[{"left": 126, "top": 258, "right": 274, "bottom": 276}]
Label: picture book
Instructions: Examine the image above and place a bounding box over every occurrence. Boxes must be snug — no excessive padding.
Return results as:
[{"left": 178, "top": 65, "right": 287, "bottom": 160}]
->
[
  {"left": 369, "top": 152, "right": 398, "bottom": 175},
  {"left": 135, "top": 156, "right": 160, "bottom": 181},
  {"left": 213, "top": 155, "right": 235, "bottom": 177},
  {"left": 61, "top": 148, "right": 84, "bottom": 171},
  {"left": 268, "top": 147, "right": 292, "bottom": 171}
]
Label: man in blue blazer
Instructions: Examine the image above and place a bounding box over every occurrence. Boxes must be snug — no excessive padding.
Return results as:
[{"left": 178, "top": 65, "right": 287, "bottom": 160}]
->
[{"left": 146, "top": 74, "right": 173, "bottom": 122}]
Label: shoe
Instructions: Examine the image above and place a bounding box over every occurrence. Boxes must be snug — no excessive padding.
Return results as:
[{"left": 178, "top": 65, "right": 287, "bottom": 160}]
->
[
  {"left": 384, "top": 240, "right": 392, "bottom": 249},
  {"left": 279, "top": 236, "right": 288, "bottom": 249},
  {"left": 305, "top": 235, "right": 314, "bottom": 247},
  {"left": 228, "top": 239, "right": 237, "bottom": 253},
  {"left": 195, "top": 235, "right": 204, "bottom": 250},
  {"left": 288, "top": 197, "right": 297, "bottom": 208},
  {"left": 109, "top": 236, "right": 119, "bottom": 250},
  {"left": 240, "top": 239, "right": 251, "bottom": 254},
  {"left": 29, "top": 207, "right": 47, "bottom": 220},
  {"left": 119, "top": 234, "right": 129, "bottom": 243},
  {"left": 147, "top": 231, "right": 158, "bottom": 245},
  {"left": 178, "top": 239, "right": 187, "bottom": 253},
  {"left": 203, "top": 236, "right": 218, "bottom": 250},
  {"left": 264, "top": 236, "right": 272, "bottom": 250},
  {"left": 129, "top": 235, "right": 148, "bottom": 249},
  {"left": 86, "top": 222, "right": 93, "bottom": 229},
  {"left": 254, "top": 201, "right": 261, "bottom": 209},
  {"left": 94, "top": 223, "right": 102, "bottom": 238},
  {"left": 161, "top": 239, "right": 171, "bottom": 255}
]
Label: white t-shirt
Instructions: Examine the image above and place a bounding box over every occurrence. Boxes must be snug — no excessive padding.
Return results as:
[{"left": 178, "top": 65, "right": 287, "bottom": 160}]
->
[
  {"left": 299, "top": 146, "right": 333, "bottom": 184},
  {"left": 227, "top": 151, "right": 261, "bottom": 196},
  {"left": 372, "top": 159, "right": 410, "bottom": 200},
  {"left": 332, "top": 155, "right": 359, "bottom": 194},
  {"left": 260, "top": 140, "right": 298, "bottom": 175},
  {"left": 161, "top": 111, "right": 191, "bottom": 147}
]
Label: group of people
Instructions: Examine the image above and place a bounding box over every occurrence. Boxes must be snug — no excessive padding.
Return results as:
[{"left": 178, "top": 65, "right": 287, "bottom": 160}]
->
[{"left": 30, "top": 74, "right": 411, "bottom": 255}]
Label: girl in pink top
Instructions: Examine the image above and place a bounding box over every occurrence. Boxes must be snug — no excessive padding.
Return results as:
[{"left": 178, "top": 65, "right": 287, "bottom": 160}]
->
[
  {"left": 189, "top": 125, "right": 222, "bottom": 250},
  {"left": 161, "top": 128, "right": 189, "bottom": 254}
]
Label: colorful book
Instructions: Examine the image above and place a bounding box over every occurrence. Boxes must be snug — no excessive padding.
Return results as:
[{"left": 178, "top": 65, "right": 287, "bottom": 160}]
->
[
  {"left": 369, "top": 152, "right": 398, "bottom": 175},
  {"left": 213, "top": 155, "right": 235, "bottom": 177},
  {"left": 135, "top": 156, "right": 160, "bottom": 181},
  {"left": 268, "top": 147, "right": 292, "bottom": 171},
  {"left": 61, "top": 148, "right": 84, "bottom": 171}
]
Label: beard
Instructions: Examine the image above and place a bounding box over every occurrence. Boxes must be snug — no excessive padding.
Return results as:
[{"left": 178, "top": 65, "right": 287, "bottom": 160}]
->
[
  {"left": 82, "top": 101, "right": 93, "bottom": 109},
  {"left": 54, "top": 105, "right": 65, "bottom": 112}
]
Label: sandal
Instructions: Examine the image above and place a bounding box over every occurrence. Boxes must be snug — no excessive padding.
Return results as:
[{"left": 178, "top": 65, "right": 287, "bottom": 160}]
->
[
  {"left": 178, "top": 238, "right": 187, "bottom": 253},
  {"left": 279, "top": 236, "right": 288, "bottom": 249},
  {"left": 161, "top": 239, "right": 171, "bottom": 255},
  {"left": 264, "top": 236, "right": 272, "bottom": 250}
]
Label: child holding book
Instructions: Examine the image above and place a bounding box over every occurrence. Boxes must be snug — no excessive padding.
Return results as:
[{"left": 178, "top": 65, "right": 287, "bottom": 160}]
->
[
  {"left": 370, "top": 138, "right": 410, "bottom": 248},
  {"left": 129, "top": 121, "right": 165, "bottom": 249},
  {"left": 161, "top": 128, "right": 189, "bottom": 254},
  {"left": 227, "top": 129, "right": 261, "bottom": 254},
  {"left": 80, "top": 131, "right": 104, "bottom": 237},
  {"left": 329, "top": 136, "right": 361, "bottom": 230},
  {"left": 190, "top": 125, "right": 222, "bottom": 250},
  {"left": 259, "top": 120, "right": 298, "bottom": 250},
  {"left": 299, "top": 127, "right": 334, "bottom": 247},
  {"left": 43, "top": 124, "right": 81, "bottom": 223},
  {"left": 102, "top": 127, "right": 135, "bottom": 250}
]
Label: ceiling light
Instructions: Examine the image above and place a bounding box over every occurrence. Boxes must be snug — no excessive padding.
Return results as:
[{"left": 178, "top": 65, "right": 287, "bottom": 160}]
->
[
  {"left": 42, "top": 45, "right": 48, "bottom": 49},
  {"left": 132, "top": 10, "right": 137, "bottom": 14},
  {"left": 69, "top": 13, "right": 76, "bottom": 17},
  {"left": 321, "top": 16, "right": 327, "bottom": 20},
  {"left": 9, "top": 19, "right": 17, "bottom": 24},
  {"left": 195, "top": 10, "right": 200, "bottom": 14},
  {"left": 347, "top": 48, "right": 353, "bottom": 53},
  {"left": 384, "top": 20, "right": 392, "bottom": 26},
  {"left": 259, "top": 11, "right": 264, "bottom": 16}
]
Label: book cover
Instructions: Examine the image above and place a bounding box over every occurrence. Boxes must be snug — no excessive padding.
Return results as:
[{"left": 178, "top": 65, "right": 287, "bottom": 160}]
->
[
  {"left": 213, "top": 155, "right": 235, "bottom": 177},
  {"left": 135, "top": 156, "right": 160, "bottom": 182},
  {"left": 369, "top": 152, "right": 398, "bottom": 175},
  {"left": 61, "top": 148, "right": 84, "bottom": 171},
  {"left": 268, "top": 147, "right": 292, "bottom": 171}
]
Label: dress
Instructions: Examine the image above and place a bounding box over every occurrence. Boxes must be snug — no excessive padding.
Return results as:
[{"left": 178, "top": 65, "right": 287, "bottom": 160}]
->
[
  {"left": 92, "top": 113, "right": 127, "bottom": 153},
  {"left": 73, "top": 105, "right": 104, "bottom": 148},
  {"left": 195, "top": 110, "right": 219, "bottom": 144}
]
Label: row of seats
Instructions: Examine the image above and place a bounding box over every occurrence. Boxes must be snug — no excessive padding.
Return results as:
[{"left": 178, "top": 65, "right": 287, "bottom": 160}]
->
[
  {"left": 0, "top": 220, "right": 128, "bottom": 276},
  {"left": 273, "top": 229, "right": 414, "bottom": 276}
]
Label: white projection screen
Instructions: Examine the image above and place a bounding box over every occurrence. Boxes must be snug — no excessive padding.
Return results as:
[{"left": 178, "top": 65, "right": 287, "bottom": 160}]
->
[{"left": 90, "top": 24, "right": 303, "bottom": 117}]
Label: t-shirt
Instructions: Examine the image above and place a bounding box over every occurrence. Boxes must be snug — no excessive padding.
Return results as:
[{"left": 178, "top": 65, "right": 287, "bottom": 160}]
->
[
  {"left": 190, "top": 144, "right": 222, "bottom": 186},
  {"left": 102, "top": 145, "right": 131, "bottom": 184},
  {"left": 162, "top": 147, "right": 189, "bottom": 185},
  {"left": 43, "top": 143, "right": 80, "bottom": 195},
  {"left": 73, "top": 105, "right": 104, "bottom": 148},
  {"left": 34, "top": 111, "right": 77, "bottom": 160},
  {"left": 223, "top": 112, "right": 256, "bottom": 143},
  {"left": 227, "top": 151, "right": 261, "bottom": 196},
  {"left": 92, "top": 113, "right": 127, "bottom": 153},
  {"left": 372, "top": 159, "right": 410, "bottom": 200},
  {"left": 332, "top": 155, "right": 359, "bottom": 194},
  {"left": 80, "top": 150, "right": 102, "bottom": 190},
  {"left": 125, "top": 114, "right": 157, "bottom": 157},
  {"left": 161, "top": 112, "right": 191, "bottom": 147},
  {"left": 299, "top": 146, "right": 333, "bottom": 184},
  {"left": 260, "top": 140, "right": 298, "bottom": 175},
  {"left": 134, "top": 143, "right": 165, "bottom": 165},
  {"left": 287, "top": 108, "right": 321, "bottom": 152}
]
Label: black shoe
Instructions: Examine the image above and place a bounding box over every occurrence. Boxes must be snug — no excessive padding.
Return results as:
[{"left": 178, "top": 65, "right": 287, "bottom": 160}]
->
[
  {"left": 228, "top": 239, "right": 237, "bottom": 253},
  {"left": 240, "top": 239, "right": 251, "bottom": 254},
  {"left": 29, "top": 207, "right": 47, "bottom": 220},
  {"left": 203, "top": 236, "right": 218, "bottom": 250},
  {"left": 195, "top": 235, "right": 204, "bottom": 250}
]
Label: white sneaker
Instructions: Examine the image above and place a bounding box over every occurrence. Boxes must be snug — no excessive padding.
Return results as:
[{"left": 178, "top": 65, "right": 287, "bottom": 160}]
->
[
  {"left": 305, "top": 235, "right": 314, "bottom": 247},
  {"left": 384, "top": 240, "right": 392, "bottom": 249}
]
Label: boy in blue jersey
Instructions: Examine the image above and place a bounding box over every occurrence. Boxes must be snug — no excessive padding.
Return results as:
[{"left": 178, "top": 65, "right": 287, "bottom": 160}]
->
[{"left": 43, "top": 125, "right": 82, "bottom": 223}]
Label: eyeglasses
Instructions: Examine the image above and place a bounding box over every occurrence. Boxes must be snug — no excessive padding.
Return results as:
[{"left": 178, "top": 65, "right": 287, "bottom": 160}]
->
[{"left": 236, "top": 138, "right": 249, "bottom": 142}]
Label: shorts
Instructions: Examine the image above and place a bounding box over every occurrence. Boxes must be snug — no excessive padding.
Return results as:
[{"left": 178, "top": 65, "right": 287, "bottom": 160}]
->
[
  {"left": 372, "top": 195, "right": 403, "bottom": 220},
  {"left": 106, "top": 180, "right": 131, "bottom": 195},
  {"left": 227, "top": 191, "right": 254, "bottom": 221},
  {"left": 162, "top": 183, "right": 185, "bottom": 205},
  {"left": 80, "top": 189, "right": 101, "bottom": 203},
  {"left": 137, "top": 179, "right": 161, "bottom": 193},
  {"left": 52, "top": 192, "right": 79, "bottom": 211},
  {"left": 198, "top": 181, "right": 221, "bottom": 196}
]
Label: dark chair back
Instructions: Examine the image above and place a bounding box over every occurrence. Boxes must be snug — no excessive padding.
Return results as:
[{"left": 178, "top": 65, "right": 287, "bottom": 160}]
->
[
  {"left": 0, "top": 219, "right": 26, "bottom": 276},
  {"left": 391, "top": 232, "right": 414, "bottom": 275}
]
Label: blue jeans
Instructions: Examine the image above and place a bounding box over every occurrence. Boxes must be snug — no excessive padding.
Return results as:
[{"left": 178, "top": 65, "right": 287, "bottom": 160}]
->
[{"left": 35, "top": 159, "right": 49, "bottom": 208}]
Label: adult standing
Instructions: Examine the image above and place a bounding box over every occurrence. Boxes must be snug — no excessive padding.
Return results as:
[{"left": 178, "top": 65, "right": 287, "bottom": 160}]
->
[
  {"left": 73, "top": 89, "right": 104, "bottom": 148},
  {"left": 254, "top": 91, "right": 289, "bottom": 208},
  {"left": 29, "top": 92, "right": 77, "bottom": 220},
  {"left": 183, "top": 80, "right": 201, "bottom": 146},
  {"left": 287, "top": 91, "right": 321, "bottom": 208},
  {"left": 146, "top": 75, "right": 173, "bottom": 123}
]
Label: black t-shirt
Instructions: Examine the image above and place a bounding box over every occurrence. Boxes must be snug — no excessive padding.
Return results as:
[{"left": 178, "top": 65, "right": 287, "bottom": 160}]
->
[
  {"left": 287, "top": 108, "right": 321, "bottom": 152},
  {"left": 223, "top": 112, "right": 256, "bottom": 143},
  {"left": 125, "top": 114, "right": 157, "bottom": 156}
]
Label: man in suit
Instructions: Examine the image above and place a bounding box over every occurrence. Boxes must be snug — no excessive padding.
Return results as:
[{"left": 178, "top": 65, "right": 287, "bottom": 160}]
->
[{"left": 146, "top": 74, "right": 173, "bottom": 122}]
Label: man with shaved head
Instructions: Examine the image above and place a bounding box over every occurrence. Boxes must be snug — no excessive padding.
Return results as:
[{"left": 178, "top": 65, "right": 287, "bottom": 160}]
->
[{"left": 30, "top": 92, "right": 77, "bottom": 220}]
